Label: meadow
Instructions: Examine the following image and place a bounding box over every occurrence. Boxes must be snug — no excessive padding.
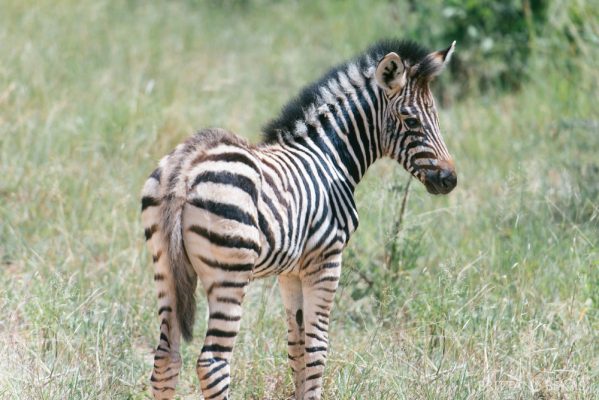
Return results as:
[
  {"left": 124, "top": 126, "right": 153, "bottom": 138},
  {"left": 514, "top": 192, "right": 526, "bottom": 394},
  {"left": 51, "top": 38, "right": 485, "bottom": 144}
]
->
[{"left": 0, "top": 1, "right": 597, "bottom": 399}]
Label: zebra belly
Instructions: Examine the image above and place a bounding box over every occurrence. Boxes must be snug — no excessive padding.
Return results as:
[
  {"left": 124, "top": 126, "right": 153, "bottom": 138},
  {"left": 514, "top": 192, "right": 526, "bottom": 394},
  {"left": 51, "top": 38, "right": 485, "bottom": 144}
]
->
[{"left": 253, "top": 210, "right": 344, "bottom": 279}]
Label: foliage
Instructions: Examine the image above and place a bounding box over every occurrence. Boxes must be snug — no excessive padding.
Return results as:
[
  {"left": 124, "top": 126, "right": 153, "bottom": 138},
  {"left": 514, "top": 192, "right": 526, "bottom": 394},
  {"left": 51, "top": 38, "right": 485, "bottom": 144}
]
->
[{"left": 403, "top": 0, "right": 548, "bottom": 99}]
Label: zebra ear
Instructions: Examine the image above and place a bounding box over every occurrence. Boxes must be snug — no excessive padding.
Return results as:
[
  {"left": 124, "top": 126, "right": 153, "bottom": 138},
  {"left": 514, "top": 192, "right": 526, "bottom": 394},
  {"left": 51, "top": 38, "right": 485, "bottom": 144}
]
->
[
  {"left": 416, "top": 41, "right": 456, "bottom": 80},
  {"left": 375, "top": 52, "right": 406, "bottom": 93}
]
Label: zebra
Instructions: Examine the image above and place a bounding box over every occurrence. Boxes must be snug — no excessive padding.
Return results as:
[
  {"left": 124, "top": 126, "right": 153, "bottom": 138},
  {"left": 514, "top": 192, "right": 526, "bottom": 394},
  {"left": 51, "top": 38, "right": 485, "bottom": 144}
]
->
[{"left": 141, "top": 39, "right": 457, "bottom": 400}]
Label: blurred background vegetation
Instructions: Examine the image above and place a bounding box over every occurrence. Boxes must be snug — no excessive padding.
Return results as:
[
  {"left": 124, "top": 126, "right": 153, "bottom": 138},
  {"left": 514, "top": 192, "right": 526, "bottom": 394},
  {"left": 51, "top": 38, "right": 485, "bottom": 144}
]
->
[{"left": 0, "top": 0, "right": 597, "bottom": 399}]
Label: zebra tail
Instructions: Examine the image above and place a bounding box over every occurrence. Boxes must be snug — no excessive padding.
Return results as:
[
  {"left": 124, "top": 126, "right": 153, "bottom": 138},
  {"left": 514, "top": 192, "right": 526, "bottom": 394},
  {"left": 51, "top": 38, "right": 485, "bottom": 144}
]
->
[{"left": 162, "top": 188, "right": 197, "bottom": 342}]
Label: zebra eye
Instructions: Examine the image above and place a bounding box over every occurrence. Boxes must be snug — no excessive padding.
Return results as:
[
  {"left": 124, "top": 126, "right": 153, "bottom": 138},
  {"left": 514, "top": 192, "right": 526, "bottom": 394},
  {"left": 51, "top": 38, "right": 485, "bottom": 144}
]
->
[{"left": 404, "top": 118, "right": 420, "bottom": 130}]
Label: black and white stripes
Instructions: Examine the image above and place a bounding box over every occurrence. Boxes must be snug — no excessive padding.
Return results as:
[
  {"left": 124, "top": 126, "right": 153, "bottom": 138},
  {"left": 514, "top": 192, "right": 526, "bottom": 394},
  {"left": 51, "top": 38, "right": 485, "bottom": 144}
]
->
[{"left": 141, "top": 38, "right": 457, "bottom": 400}]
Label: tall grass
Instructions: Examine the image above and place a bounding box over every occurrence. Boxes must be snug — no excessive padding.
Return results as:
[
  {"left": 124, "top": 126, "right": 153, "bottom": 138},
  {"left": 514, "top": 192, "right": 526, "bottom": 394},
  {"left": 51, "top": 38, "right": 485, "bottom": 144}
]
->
[{"left": 0, "top": 1, "right": 597, "bottom": 399}]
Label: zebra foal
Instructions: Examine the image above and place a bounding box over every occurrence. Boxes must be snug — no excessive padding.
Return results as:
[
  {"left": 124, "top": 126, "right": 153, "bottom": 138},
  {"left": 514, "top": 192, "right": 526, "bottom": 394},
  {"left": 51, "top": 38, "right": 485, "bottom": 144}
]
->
[{"left": 141, "top": 39, "right": 457, "bottom": 399}]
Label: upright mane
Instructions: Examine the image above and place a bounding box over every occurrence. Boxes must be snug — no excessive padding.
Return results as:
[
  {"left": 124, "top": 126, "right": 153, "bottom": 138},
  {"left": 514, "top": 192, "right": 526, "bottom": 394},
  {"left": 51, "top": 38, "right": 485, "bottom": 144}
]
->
[{"left": 261, "top": 39, "right": 432, "bottom": 143}]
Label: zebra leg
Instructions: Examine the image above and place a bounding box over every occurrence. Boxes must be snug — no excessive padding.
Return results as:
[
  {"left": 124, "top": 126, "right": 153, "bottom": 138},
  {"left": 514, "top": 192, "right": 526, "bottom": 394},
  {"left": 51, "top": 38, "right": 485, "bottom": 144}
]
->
[
  {"left": 279, "top": 275, "right": 306, "bottom": 399},
  {"left": 300, "top": 258, "right": 341, "bottom": 400},
  {"left": 142, "top": 170, "right": 182, "bottom": 399},
  {"left": 149, "top": 244, "right": 182, "bottom": 399},
  {"left": 150, "top": 299, "right": 182, "bottom": 400},
  {"left": 196, "top": 275, "right": 250, "bottom": 400},
  {"left": 148, "top": 235, "right": 183, "bottom": 399}
]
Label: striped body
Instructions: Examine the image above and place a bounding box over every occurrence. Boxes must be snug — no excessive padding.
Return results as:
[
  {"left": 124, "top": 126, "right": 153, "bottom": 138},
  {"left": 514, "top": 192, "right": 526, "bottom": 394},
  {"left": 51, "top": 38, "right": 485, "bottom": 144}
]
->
[{"left": 141, "top": 39, "right": 457, "bottom": 399}]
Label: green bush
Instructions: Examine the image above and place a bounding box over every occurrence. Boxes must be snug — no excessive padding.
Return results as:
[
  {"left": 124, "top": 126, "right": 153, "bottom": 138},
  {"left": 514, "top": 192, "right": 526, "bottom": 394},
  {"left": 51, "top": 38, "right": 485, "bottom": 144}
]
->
[{"left": 405, "top": 0, "right": 548, "bottom": 98}]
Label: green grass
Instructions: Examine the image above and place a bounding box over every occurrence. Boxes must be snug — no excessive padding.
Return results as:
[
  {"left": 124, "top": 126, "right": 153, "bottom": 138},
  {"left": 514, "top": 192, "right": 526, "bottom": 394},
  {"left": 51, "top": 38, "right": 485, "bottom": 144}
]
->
[{"left": 1, "top": 1, "right": 597, "bottom": 399}]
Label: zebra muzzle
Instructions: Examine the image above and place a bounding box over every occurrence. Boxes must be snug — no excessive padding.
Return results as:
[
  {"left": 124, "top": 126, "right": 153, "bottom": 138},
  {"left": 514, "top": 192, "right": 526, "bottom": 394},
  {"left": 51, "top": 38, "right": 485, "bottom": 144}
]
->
[{"left": 423, "top": 165, "right": 457, "bottom": 195}]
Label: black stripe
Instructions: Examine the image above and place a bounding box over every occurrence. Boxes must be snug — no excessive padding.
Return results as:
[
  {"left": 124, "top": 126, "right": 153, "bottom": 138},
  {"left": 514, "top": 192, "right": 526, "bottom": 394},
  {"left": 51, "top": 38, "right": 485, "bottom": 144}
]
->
[
  {"left": 188, "top": 225, "right": 260, "bottom": 254},
  {"left": 188, "top": 198, "right": 256, "bottom": 226},
  {"left": 197, "top": 357, "right": 226, "bottom": 367},
  {"left": 210, "top": 312, "right": 241, "bottom": 321},
  {"left": 311, "top": 322, "right": 327, "bottom": 332},
  {"left": 411, "top": 151, "right": 436, "bottom": 161},
  {"left": 201, "top": 344, "right": 232, "bottom": 353},
  {"left": 313, "top": 276, "right": 339, "bottom": 285},
  {"left": 141, "top": 196, "right": 160, "bottom": 211},
  {"left": 191, "top": 171, "right": 258, "bottom": 202},
  {"left": 359, "top": 84, "right": 379, "bottom": 163},
  {"left": 305, "top": 346, "right": 327, "bottom": 353},
  {"left": 150, "top": 168, "right": 161, "bottom": 181},
  {"left": 260, "top": 167, "right": 288, "bottom": 207},
  {"left": 207, "top": 384, "right": 229, "bottom": 399},
  {"left": 159, "top": 332, "right": 170, "bottom": 345},
  {"left": 317, "top": 114, "right": 361, "bottom": 183},
  {"left": 215, "top": 296, "right": 242, "bottom": 305},
  {"left": 150, "top": 372, "right": 179, "bottom": 383},
  {"left": 197, "top": 254, "right": 254, "bottom": 272},
  {"left": 306, "top": 332, "right": 327, "bottom": 343},
  {"left": 158, "top": 306, "right": 172, "bottom": 315},
  {"left": 306, "top": 360, "right": 325, "bottom": 368},
  {"left": 206, "top": 328, "right": 238, "bottom": 338},
  {"left": 209, "top": 281, "right": 248, "bottom": 295},
  {"left": 200, "top": 360, "right": 227, "bottom": 380},
  {"left": 257, "top": 210, "right": 275, "bottom": 249},
  {"left": 160, "top": 318, "right": 169, "bottom": 329},
  {"left": 341, "top": 92, "right": 369, "bottom": 173},
  {"left": 145, "top": 224, "right": 158, "bottom": 241},
  {"left": 203, "top": 152, "right": 259, "bottom": 171},
  {"left": 405, "top": 139, "right": 427, "bottom": 152},
  {"left": 306, "top": 372, "right": 323, "bottom": 381},
  {"left": 205, "top": 373, "right": 230, "bottom": 390}
]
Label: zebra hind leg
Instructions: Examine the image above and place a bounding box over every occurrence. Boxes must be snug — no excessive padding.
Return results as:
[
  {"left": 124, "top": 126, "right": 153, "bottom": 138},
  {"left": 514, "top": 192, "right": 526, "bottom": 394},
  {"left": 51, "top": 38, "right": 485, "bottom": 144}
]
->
[
  {"left": 142, "top": 169, "right": 182, "bottom": 399},
  {"left": 195, "top": 274, "right": 251, "bottom": 400},
  {"left": 150, "top": 303, "right": 182, "bottom": 399},
  {"left": 147, "top": 248, "right": 183, "bottom": 400},
  {"left": 150, "top": 249, "right": 182, "bottom": 399},
  {"left": 279, "top": 275, "right": 306, "bottom": 399}
]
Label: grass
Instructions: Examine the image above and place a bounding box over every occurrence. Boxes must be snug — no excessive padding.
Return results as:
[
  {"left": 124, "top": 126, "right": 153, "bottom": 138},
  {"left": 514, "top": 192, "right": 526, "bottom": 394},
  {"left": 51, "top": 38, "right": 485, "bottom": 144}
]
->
[{"left": 0, "top": 1, "right": 597, "bottom": 399}]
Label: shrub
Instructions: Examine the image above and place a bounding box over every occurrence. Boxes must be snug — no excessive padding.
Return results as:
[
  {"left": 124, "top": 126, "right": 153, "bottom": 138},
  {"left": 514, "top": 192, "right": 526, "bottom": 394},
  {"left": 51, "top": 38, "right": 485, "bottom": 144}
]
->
[{"left": 404, "top": 0, "right": 549, "bottom": 98}]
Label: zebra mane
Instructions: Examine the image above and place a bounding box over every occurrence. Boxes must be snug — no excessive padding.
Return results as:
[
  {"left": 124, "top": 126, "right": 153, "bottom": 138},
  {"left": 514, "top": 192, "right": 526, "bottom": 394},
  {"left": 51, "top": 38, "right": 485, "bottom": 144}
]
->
[{"left": 261, "top": 39, "right": 431, "bottom": 143}]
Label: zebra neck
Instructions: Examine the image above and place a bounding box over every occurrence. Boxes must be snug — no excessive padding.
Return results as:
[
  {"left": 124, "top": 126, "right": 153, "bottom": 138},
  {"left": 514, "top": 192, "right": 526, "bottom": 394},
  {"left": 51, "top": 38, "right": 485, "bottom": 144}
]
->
[{"left": 289, "top": 79, "right": 385, "bottom": 191}]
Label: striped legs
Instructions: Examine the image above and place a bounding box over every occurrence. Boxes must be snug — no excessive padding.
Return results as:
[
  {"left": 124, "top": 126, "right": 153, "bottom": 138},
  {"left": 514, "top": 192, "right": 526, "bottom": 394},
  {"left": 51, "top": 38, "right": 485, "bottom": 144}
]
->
[
  {"left": 150, "top": 305, "right": 181, "bottom": 400},
  {"left": 142, "top": 176, "right": 183, "bottom": 400},
  {"left": 148, "top": 232, "right": 182, "bottom": 399},
  {"left": 278, "top": 257, "right": 341, "bottom": 399},
  {"left": 300, "top": 257, "right": 341, "bottom": 400},
  {"left": 145, "top": 239, "right": 183, "bottom": 397},
  {"left": 279, "top": 275, "right": 305, "bottom": 399},
  {"left": 196, "top": 276, "right": 250, "bottom": 400}
]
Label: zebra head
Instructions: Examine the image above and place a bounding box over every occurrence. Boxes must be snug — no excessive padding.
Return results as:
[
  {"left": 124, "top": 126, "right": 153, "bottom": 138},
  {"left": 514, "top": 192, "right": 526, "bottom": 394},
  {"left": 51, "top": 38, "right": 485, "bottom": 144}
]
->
[{"left": 375, "top": 42, "right": 457, "bottom": 195}]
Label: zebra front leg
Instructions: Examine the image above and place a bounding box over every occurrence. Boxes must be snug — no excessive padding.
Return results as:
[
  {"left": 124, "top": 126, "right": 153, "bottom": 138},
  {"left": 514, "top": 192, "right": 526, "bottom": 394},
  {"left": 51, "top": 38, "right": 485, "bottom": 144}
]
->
[
  {"left": 196, "top": 276, "right": 250, "bottom": 400},
  {"left": 300, "top": 258, "right": 341, "bottom": 400},
  {"left": 279, "top": 275, "right": 306, "bottom": 399}
]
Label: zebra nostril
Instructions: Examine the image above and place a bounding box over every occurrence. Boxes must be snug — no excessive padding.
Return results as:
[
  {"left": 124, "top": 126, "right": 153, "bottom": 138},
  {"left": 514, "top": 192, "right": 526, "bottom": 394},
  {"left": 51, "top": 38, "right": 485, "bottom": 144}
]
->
[
  {"left": 424, "top": 168, "right": 456, "bottom": 194},
  {"left": 439, "top": 169, "right": 457, "bottom": 191}
]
